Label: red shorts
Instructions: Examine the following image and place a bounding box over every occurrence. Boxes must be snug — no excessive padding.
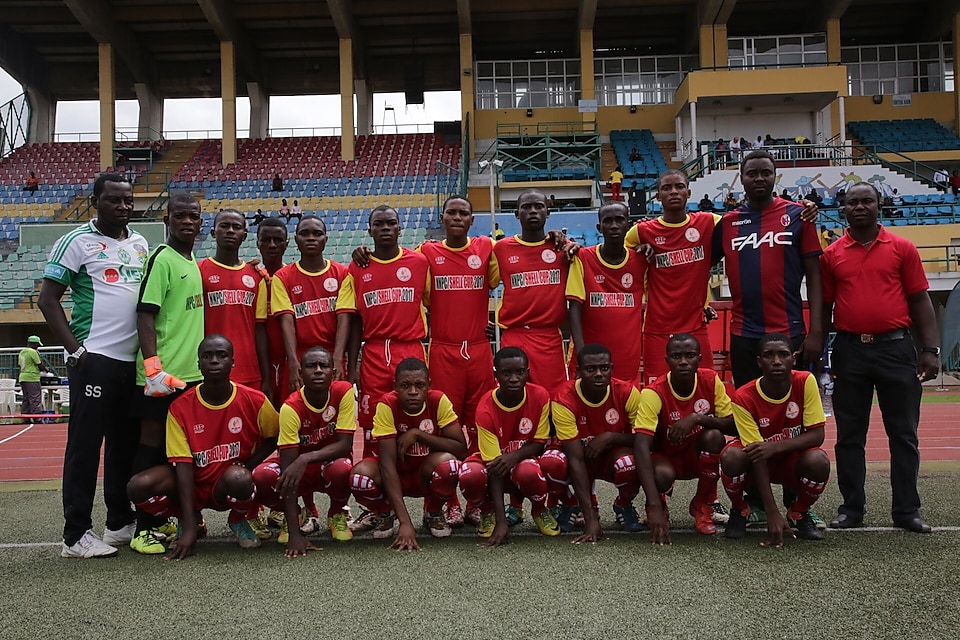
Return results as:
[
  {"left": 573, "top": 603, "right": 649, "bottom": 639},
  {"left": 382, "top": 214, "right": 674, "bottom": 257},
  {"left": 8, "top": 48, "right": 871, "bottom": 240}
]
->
[
  {"left": 722, "top": 439, "right": 820, "bottom": 488},
  {"left": 192, "top": 464, "right": 232, "bottom": 511},
  {"left": 358, "top": 339, "right": 426, "bottom": 430},
  {"left": 652, "top": 447, "right": 700, "bottom": 480},
  {"left": 428, "top": 340, "right": 495, "bottom": 453},
  {"left": 642, "top": 327, "right": 713, "bottom": 386},
  {"left": 501, "top": 326, "right": 567, "bottom": 395},
  {"left": 584, "top": 447, "right": 632, "bottom": 483}
]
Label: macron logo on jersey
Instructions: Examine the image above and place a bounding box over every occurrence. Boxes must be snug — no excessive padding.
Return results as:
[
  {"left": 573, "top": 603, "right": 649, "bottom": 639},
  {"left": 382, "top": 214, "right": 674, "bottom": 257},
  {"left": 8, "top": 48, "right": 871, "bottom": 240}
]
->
[
  {"left": 434, "top": 275, "right": 485, "bottom": 291},
  {"left": 655, "top": 246, "right": 705, "bottom": 269},
  {"left": 362, "top": 287, "right": 415, "bottom": 307},
  {"left": 192, "top": 441, "right": 240, "bottom": 467},
  {"left": 293, "top": 296, "right": 337, "bottom": 318},
  {"left": 589, "top": 292, "right": 635, "bottom": 308},
  {"left": 509, "top": 269, "right": 561, "bottom": 289},
  {"left": 206, "top": 289, "right": 255, "bottom": 308},
  {"left": 730, "top": 231, "right": 793, "bottom": 251}
]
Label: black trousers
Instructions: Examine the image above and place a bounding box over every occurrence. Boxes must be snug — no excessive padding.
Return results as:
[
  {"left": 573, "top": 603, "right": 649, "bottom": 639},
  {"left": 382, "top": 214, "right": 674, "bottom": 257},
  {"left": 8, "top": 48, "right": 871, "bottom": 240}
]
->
[
  {"left": 62, "top": 353, "right": 140, "bottom": 545},
  {"left": 832, "top": 331, "right": 922, "bottom": 521}
]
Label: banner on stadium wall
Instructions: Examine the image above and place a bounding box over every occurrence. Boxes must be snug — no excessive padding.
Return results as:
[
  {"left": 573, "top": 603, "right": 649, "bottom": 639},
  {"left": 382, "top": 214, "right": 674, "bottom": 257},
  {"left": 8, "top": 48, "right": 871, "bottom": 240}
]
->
[{"left": 942, "top": 280, "right": 960, "bottom": 373}]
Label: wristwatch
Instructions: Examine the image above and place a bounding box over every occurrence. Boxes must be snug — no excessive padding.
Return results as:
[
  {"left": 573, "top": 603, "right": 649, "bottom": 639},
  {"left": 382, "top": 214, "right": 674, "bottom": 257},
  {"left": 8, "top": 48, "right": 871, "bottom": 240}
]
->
[
  {"left": 921, "top": 346, "right": 941, "bottom": 357},
  {"left": 66, "top": 345, "right": 86, "bottom": 367}
]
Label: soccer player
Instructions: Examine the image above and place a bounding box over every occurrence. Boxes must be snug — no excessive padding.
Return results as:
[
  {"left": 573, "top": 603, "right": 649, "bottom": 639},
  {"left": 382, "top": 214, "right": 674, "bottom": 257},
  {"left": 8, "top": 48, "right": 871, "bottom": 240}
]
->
[
  {"left": 491, "top": 190, "right": 576, "bottom": 394},
  {"left": 126, "top": 335, "right": 280, "bottom": 559},
  {"left": 458, "top": 347, "right": 566, "bottom": 546},
  {"left": 253, "top": 217, "right": 290, "bottom": 408},
  {"left": 821, "top": 182, "right": 939, "bottom": 533},
  {"left": 272, "top": 216, "right": 348, "bottom": 393},
  {"left": 199, "top": 209, "right": 269, "bottom": 390},
  {"left": 39, "top": 173, "right": 146, "bottom": 558},
  {"left": 636, "top": 333, "right": 735, "bottom": 535},
  {"left": 567, "top": 201, "right": 647, "bottom": 383},
  {"left": 720, "top": 333, "right": 830, "bottom": 546},
  {"left": 349, "top": 358, "right": 466, "bottom": 550},
  {"left": 551, "top": 344, "right": 652, "bottom": 542},
  {"left": 252, "top": 347, "right": 355, "bottom": 556},
  {"left": 129, "top": 191, "right": 205, "bottom": 554}
]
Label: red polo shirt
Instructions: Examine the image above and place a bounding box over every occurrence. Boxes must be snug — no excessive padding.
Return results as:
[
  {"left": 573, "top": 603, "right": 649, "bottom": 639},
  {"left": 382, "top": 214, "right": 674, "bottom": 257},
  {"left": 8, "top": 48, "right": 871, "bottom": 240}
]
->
[{"left": 820, "top": 225, "right": 928, "bottom": 334}]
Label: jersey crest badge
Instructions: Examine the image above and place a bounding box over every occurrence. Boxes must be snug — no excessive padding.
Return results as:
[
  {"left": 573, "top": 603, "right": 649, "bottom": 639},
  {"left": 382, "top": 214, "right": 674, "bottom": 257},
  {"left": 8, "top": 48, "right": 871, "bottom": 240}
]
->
[
  {"left": 518, "top": 417, "right": 533, "bottom": 435},
  {"left": 685, "top": 227, "right": 701, "bottom": 243},
  {"left": 396, "top": 267, "right": 412, "bottom": 282},
  {"left": 228, "top": 417, "right": 243, "bottom": 434},
  {"left": 785, "top": 401, "right": 800, "bottom": 419},
  {"left": 541, "top": 249, "right": 557, "bottom": 264},
  {"left": 605, "top": 408, "right": 620, "bottom": 424},
  {"left": 242, "top": 274, "right": 256, "bottom": 288},
  {"left": 324, "top": 277, "right": 339, "bottom": 292},
  {"left": 694, "top": 398, "right": 711, "bottom": 414},
  {"left": 467, "top": 255, "right": 483, "bottom": 270}
]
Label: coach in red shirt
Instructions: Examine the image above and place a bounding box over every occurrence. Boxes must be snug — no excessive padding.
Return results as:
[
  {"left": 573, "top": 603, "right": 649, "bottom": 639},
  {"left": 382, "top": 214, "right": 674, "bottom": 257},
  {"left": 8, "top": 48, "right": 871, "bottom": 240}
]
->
[{"left": 821, "top": 182, "right": 939, "bottom": 533}]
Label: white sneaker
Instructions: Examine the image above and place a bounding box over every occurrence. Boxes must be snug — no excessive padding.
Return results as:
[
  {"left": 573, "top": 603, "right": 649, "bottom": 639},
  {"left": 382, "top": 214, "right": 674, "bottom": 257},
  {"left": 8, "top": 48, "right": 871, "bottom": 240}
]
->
[
  {"left": 103, "top": 522, "right": 136, "bottom": 545},
  {"left": 61, "top": 529, "right": 119, "bottom": 558}
]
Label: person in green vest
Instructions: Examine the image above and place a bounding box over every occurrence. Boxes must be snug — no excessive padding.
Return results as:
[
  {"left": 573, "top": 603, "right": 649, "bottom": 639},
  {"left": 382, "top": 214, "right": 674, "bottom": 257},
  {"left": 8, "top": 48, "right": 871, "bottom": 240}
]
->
[{"left": 18, "top": 335, "right": 50, "bottom": 416}]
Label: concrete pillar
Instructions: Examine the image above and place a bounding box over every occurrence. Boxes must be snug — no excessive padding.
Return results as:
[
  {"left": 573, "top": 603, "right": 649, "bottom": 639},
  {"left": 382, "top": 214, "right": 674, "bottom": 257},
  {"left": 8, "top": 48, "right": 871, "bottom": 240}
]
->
[
  {"left": 221, "top": 41, "right": 237, "bottom": 165},
  {"left": 98, "top": 43, "right": 115, "bottom": 171},
  {"left": 247, "top": 81, "right": 269, "bottom": 139},
  {"left": 699, "top": 25, "right": 715, "bottom": 69},
  {"left": 340, "top": 38, "right": 355, "bottom": 162},
  {"left": 135, "top": 83, "right": 163, "bottom": 141},
  {"left": 579, "top": 30, "right": 595, "bottom": 125},
  {"left": 675, "top": 115, "right": 683, "bottom": 154},
  {"left": 826, "top": 19, "right": 841, "bottom": 65},
  {"left": 459, "top": 33, "right": 475, "bottom": 158},
  {"left": 25, "top": 87, "right": 55, "bottom": 144},
  {"left": 838, "top": 96, "right": 846, "bottom": 145},
  {"left": 713, "top": 24, "right": 728, "bottom": 68},
  {"left": 356, "top": 78, "right": 373, "bottom": 135},
  {"left": 690, "top": 101, "right": 698, "bottom": 159}
]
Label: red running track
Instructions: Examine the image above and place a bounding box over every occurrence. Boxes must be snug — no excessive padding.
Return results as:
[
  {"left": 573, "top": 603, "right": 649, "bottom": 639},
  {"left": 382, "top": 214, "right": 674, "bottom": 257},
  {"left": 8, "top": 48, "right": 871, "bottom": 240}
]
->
[{"left": 1, "top": 403, "right": 958, "bottom": 483}]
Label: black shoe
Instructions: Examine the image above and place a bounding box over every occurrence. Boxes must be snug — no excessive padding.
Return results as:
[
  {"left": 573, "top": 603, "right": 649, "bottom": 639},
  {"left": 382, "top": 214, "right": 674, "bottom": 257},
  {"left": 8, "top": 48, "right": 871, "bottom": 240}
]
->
[
  {"left": 791, "top": 512, "right": 825, "bottom": 540},
  {"left": 724, "top": 508, "right": 748, "bottom": 539},
  {"left": 893, "top": 516, "right": 932, "bottom": 533},
  {"left": 829, "top": 513, "right": 863, "bottom": 529}
]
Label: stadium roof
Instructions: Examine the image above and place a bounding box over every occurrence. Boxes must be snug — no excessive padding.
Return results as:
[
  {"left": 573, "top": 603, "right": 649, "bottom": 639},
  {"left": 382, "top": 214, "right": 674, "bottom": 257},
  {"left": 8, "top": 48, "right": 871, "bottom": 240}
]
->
[{"left": 0, "top": 0, "right": 957, "bottom": 103}]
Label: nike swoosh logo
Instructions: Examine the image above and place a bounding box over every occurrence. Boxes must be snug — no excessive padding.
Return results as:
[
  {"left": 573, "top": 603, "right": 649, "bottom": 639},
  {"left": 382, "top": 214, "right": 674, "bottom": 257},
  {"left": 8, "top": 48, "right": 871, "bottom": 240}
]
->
[{"left": 181, "top": 274, "right": 188, "bottom": 279}]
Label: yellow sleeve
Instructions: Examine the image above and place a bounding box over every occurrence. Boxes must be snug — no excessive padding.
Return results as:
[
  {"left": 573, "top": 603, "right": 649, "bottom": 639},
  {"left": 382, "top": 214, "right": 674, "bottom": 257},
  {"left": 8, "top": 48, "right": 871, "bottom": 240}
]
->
[
  {"left": 732, "top": 401, "right": 763, "bottom": 446},
  {"left": 271, "top": 274, "right": 293, "bottom": 316},
  {"left": 633, "top": 388, "right": 660, "bottom": 434},
  {"left": 257, "top": 399, "right": 280, "bottom": 439},
  {"left": 488, "top": 251, "right": 501, "bottom": 287},
  {"left": 624, "top": 224, "right": 640, "bottom": 250},
  {"left": 335, "top": 390, "right": 357, "bottom": 433},
  {"left": 565, "top": 256, "right": 586, "bottom": 302},
  {"left": 371, "top": 402, "right": 396, "bottom": 439},
  {"left": 713, "top": 377, "right": 734, "bottom": 418},
  {"left": 278, "top": 403, "right": 302, "bottom": 448},
  {"left": 165, "top": 412, "right": 193, "bottom": 462},
  {"left": 255, "top": 277, "right": 268, "bottom": 321},
  {"left": 551, "top": 401, "right": 580, "bottom": 441},
  {"left": 534, "top": 401, "right": 551, "bottom": 440},
  {"left": 436, "top": 393, "right": 458, "bottom": 428},
  {"left": 802, "top": 374, "right": 826, "bottom": 428},
  {"left": 711, "top": 213, "right": 722, "bottom": 226},
  {"left": 335, "top": 272, "right": 357, "bottom": 312},
  {"left": 478, "top": 427, "right": 502, "bottom": 463}
]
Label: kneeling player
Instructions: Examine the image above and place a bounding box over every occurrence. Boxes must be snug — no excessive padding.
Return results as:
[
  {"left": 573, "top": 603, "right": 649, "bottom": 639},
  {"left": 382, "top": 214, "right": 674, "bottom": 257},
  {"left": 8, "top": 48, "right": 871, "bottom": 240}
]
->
[
  {"left": 458, "top": 347, "right": 566, "bottom": 546},
  {"left": 349, "top": 359, "right": 467, "bottom": 550},
  {"left": 721, "top": 333, "right": 830, "bottom": 546},
  {"left": 127, "top": 335, "right": 279, "bottom": 559},
  {"left": 637, "top": 333, "right": 735, "bottom": 535},
  {"left": 252, "top": 347, "right": 355, "bottom": 557},
  {"left": 552, "top": 344, "right": 655, "bottom": 543}
]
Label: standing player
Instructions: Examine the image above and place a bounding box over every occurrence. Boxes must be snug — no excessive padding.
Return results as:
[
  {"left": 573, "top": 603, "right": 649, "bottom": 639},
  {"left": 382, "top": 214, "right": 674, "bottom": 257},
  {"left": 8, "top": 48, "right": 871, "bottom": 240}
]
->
[
  {"left": 720, "top": 333, "right": 830, "bottom": 545},
  {"left": 349, "top": 359, "right": 466, "bottom": 550},
  {"left": 39, "top": 173, "right": 146, "bottom": 558},
  {"left": 458, "top": 347, "right": 566, "bottom": 546},
  {"left": 273, "top": 216, "right": 348, "bottom": 394},
  {"left": 551, "top": 344, "right": 652, "bottom": 540},
  {"left": 126, "top": 335, "right": 280, "bottom": 559},
  {"left": 821, "top": 182, "right": 939, "bottom": 533},
  {"left": 252, "top": 347, "right": 355, "bottom": 556},
  {"left": 199, "top": 209, "right": 269, "bottom": 390},
  {"left": 567, "top": 201, "right": 647, "bottom": 383},
  {"left": 636, "top": 333, "right": 734, "bottom": 535},
  {"left": 130, "top": 191, "right": 205, "bottom": 554},
  {"left": 254, "top": 217, "right": 290, "bottom": 408}
]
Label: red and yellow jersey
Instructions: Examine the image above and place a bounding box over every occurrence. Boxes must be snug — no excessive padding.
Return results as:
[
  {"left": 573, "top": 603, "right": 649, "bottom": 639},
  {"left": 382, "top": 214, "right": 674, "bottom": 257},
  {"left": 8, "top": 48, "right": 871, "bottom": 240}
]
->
[
  {"left": 731, "top": 370, "right": 825, "bottom": 445},
  {"left": 372, "top": 389, "right": 458, "bottom": 473},
  {"left": 566, "top": 245, "right": 647, "bottom": 378},
  {"left": 272, "top": 259, "right": 348, "bottom": 355},
  {"left": 336, "top": 249, "right": 429, "bottom": 341},
  {"left": 551, "top": 378, "right": 644, "bottom": 443},
  {"left": 490, "top": 236, "right": 568, "bottom": 329},
  {"left": 199, "top": 258, "right": 268, "bottom": 385},
  {"left": 277, "top": 380, "right": 356, "bottom": 453},
  {"left": 625, "top": 212, "right": 719, "bottom": 334},
  {"left": 418, "top": 237, "right": 496, "bottom": 343},
  {"left": 636, "top": 368, "right": 732, "bottom": 453},
  {"left": 166, "top": 383, "right": 280, "bottom": 487},
  {"left": 475, "top": 384, "right": 551, "bottom": 463},
  {"left": 255, "top": 264, "right": 286, "bottom": 375}
]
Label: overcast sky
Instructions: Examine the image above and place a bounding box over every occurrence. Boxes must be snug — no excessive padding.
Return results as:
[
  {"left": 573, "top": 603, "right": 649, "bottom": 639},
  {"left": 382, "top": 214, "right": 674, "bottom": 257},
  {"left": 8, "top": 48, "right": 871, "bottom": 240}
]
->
[{"left": 0, "top": 67, "right": 461, "bottom": 139}]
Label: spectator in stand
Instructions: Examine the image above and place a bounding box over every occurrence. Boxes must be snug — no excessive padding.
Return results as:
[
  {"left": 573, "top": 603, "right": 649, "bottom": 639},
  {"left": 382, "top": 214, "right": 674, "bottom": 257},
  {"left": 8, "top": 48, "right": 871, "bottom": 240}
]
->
[
  {"left": 23, "top": 171, "right": 39, "bottom": 194},
  {"left": 629, "top": 147, "right": 641, "bottom": 161},
  {"left": 610, "top": 166, "right": 624, "bottom": 201},
  {"left": 765, "top": 134, "right": 776, "bottom": 146},
  {"left": 807, "top": 190, "right": 823, "bottom": 206},
  {"left": 723, "top": 192, "right": 739, "bottom": 211},
  {"left": 950, "top": 170, "right": 960, "bottom": 196},
  {"left": 271, "top": 174, "right": 283, "bottom": 192},
  {"left": 835, "top": 189, "right": 847, "bottom": 207},
  {"left": 753, "top": 135, "right": 764, "bottom": 149},
  {"left": 290, "top": 199, "right": 303, "bottom": 221},
  {"left": 548, "top": 195, "right": 559, "bottom": 209},
  {"left": 716, "top": 139, "right": 728, "bottom": 169},
  {"left": 493, "top": 222, "right": 505, "bottom": 241},
  {"left": 250, "top": 208, "right": 266, "bottom": 227},
  {"left": 730, "top": 137, "right": 742, "bottom": 163},
  {"left": 698, "top": 194, "right": 715, "bottom": 212},
  {"left": 933, "top": 167, "right": 949, "bottom": 191},
  {"left": 279, "top": 198, "right": 290, "bottom": 219},
  {"left": 781, "top": 189, "right": 794, "bottom": 201}
]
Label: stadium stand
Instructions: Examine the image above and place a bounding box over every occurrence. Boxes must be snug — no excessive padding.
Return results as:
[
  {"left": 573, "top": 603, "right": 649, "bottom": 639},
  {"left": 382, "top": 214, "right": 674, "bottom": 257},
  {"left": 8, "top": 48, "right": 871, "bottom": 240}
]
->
[
  {"left": 847, "top": 118, "right": 960, "bottom": 152},
  {"left": 610, "top": 129, "right": 669, "bottom": 190}
]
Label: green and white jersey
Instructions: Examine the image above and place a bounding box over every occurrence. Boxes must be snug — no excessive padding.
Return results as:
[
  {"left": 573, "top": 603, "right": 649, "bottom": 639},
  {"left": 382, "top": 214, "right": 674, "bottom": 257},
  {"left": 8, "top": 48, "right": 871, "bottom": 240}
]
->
[
  {"left": 44, "top": 221, "right": 148, "bottom": 361},
  {"left": 136, "top": 244, "right": 204, "bottom": 384}
]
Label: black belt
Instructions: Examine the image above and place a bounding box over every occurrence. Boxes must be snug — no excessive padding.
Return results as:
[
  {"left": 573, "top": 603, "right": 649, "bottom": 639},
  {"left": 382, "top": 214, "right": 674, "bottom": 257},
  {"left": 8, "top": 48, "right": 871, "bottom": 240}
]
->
[{"left": 839, "top": 329, "right": 908, "bottom": 344}]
